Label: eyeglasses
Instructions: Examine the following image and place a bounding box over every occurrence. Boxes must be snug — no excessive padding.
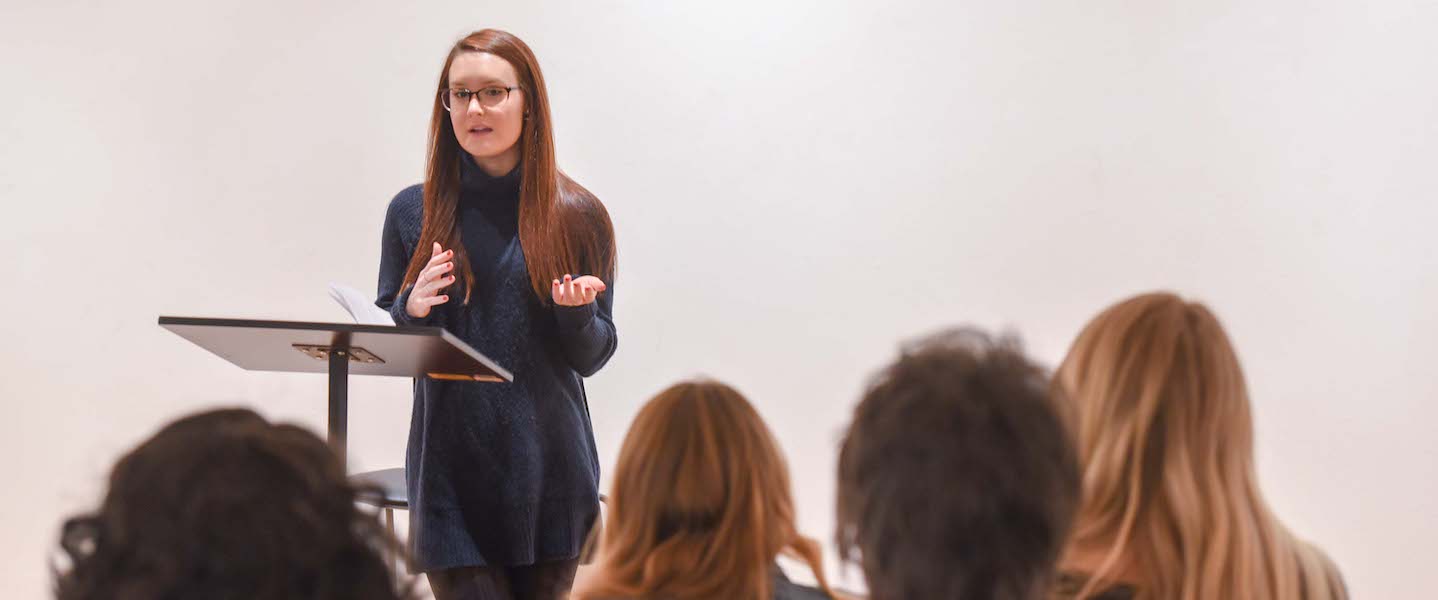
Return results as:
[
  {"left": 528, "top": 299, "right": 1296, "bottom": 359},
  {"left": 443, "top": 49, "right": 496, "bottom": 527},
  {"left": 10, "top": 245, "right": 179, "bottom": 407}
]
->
[{"left": 441, "top": 86, "right": 520, "bottom": 111}]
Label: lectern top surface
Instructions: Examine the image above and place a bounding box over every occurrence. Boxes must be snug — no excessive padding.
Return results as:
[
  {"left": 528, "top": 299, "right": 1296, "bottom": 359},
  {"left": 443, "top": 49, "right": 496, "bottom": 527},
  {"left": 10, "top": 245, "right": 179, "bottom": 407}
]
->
[{"left": 157, "top": 316, "right": 512, "bottom": 381}]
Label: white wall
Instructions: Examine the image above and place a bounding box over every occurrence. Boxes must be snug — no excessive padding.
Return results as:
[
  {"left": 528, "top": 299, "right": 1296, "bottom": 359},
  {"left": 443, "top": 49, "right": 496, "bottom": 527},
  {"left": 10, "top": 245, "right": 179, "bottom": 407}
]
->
[{"left": 3, "top": 0, "right": 1435, "bottom": 597}]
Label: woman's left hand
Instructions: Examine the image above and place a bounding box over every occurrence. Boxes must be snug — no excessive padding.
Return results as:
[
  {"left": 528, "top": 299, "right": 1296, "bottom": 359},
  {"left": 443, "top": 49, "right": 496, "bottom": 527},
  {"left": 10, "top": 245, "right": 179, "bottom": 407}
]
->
[{"left": 552, "top": 274, "right": 607, "bottom": 307}]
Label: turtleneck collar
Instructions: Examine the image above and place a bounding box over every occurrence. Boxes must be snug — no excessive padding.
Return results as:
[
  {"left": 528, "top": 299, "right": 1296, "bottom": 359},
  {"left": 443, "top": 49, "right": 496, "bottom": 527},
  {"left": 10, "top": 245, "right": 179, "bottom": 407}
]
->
[{"left": 459, "top": 152, "right": 522, "bottom": 197}]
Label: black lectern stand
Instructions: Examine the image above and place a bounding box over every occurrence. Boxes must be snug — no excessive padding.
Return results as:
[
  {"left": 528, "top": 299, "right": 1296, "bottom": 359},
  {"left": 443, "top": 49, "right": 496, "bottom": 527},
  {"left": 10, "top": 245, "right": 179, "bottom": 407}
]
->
[{"left": 157, "top": 316, "right": 512, "bottom": 464}]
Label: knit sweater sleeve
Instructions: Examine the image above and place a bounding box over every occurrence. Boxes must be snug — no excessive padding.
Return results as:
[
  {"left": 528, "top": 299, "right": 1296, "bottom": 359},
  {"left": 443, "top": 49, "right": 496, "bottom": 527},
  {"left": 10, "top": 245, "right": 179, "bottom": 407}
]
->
[
  {"left": 375, "top": 186, "right": 442, "bottom": 327},
  {"left": 552, "top": 278, "right": 617, "bottom": 377}
]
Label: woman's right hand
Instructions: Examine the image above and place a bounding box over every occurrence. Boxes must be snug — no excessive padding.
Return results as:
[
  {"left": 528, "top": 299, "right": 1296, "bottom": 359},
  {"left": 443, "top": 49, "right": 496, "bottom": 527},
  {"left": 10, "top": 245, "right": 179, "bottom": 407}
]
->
[{"left": 406, "top": 242, "right": 455, "bottom": 319}]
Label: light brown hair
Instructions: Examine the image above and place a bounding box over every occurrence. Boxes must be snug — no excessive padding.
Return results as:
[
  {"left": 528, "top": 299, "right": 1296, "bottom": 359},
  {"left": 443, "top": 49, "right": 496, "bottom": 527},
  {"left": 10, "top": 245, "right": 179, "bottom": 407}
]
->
[
  {"left": 403, "top": 29, "right": 616, "bottom": 302},
  {"left": 575, "top": 380, "right": 833, "bottom": 600},
  {"left": 1056, "top": 292, "right": 1346, "bottom": 600}
]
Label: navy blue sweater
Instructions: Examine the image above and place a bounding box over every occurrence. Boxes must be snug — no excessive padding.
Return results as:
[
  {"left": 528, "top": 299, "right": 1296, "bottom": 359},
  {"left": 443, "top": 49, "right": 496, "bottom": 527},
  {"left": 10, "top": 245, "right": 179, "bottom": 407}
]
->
[{"left": 375, "top": 155, "right": 616, "bottom": 571}]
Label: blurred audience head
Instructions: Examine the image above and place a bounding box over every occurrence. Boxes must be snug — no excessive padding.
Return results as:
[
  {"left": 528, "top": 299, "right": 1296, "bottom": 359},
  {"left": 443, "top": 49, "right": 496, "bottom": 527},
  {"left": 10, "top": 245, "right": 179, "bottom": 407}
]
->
[
  {"left": 54, "top": 408, "right": 407, "bottom": 600},
  {"left": 577, "top": 379, "right": 832, "bottom": 600},
  {"left": 837, "top": 328, "right": 1080, "bottom": 600},
  {"left": 1055, "top": 292, "right": 1346, "bottom": 599}
]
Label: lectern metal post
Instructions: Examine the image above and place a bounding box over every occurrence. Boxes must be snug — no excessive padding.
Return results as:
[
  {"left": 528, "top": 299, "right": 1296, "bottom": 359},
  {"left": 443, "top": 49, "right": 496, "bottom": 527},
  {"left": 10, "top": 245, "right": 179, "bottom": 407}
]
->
[{"left": 328, "top": 347, "right": 350, "bottom": 463}]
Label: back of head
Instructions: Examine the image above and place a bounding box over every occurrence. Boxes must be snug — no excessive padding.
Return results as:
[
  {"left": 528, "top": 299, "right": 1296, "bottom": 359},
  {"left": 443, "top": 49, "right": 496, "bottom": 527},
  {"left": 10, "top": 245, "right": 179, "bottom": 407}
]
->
[
  {"left": 55, "top": 408, "right": 405, "bottom": 600},
  {"left": 577, "top": 380, "right": 831, "bottom": 600},
  {"left": 837, "top": 328, "right": 1080, "bottom": 600},
  {"left": 1055, "top": 292, "right": 1346, "bottom": 600}
]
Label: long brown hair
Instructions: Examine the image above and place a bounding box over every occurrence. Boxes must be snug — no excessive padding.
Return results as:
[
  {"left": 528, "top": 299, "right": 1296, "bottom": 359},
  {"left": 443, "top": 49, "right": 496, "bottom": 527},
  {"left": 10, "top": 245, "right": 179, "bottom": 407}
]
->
[
  {"left": 1055, "top": 292, "right": 1346, "bottom": 600},
  {"left": 402, "top": 29, "right": 616, "bottom": 302},
  {"left": 575, "top": 380, "right": 834, "bottom": 600}
]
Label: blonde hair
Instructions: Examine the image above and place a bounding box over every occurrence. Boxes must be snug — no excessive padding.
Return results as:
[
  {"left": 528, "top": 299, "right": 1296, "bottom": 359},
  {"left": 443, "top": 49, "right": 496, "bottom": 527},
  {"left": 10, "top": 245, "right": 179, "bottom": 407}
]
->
[
  {"left": 574, "top": 380, "right": 833, "bottom": 600},
  {"left": 1055, "top": 292, "right": 1346, "bottom": 600}
]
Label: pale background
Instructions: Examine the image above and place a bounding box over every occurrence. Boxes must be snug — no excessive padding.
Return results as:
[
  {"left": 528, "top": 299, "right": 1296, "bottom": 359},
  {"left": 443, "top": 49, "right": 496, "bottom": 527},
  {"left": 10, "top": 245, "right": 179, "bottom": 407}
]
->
[{"left": 2, "top": 0, "right": 1435, "bottom": 598}]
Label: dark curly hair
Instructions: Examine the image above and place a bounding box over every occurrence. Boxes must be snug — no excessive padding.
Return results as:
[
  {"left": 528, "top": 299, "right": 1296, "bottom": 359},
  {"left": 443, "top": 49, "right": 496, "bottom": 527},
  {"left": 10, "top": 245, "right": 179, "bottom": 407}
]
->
[
  {"left": 54, "top": 408, "right": 412, "bottom": 600},
  {"left": 836, "top": 328, "right": 1081, "bottom": 600}
]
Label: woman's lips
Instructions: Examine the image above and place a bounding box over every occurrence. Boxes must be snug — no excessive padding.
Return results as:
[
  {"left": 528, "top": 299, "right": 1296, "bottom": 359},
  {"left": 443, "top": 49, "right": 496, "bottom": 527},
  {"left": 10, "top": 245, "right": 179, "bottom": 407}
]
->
[{"left": 469, "top": 126, "right": 493, "bottom": 135}]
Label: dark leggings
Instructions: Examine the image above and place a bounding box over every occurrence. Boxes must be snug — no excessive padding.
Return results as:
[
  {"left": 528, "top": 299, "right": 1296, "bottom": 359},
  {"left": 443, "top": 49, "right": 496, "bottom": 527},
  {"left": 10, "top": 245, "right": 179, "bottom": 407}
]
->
[{"left": 426, "top": 559, "right": 579, "bottom": 600}]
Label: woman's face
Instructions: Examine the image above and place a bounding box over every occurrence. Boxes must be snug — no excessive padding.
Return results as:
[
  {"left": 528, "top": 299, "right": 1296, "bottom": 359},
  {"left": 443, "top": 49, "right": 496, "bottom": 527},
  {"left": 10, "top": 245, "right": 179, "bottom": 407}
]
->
[{"left": 446, "top": 51, "right": 525, "bottom": 171}]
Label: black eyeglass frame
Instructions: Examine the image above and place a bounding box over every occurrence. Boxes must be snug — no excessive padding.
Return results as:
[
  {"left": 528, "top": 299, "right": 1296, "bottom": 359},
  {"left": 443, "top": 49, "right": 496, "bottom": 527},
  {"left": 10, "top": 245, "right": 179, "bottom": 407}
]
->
[{"left": 440, "top": 86, "right": 521, "bottom": 112}]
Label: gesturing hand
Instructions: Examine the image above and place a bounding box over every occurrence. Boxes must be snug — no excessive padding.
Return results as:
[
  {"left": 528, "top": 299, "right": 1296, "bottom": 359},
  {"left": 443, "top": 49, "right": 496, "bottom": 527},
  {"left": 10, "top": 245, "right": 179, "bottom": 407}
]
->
[
  {"left": 406, "top": 242, "right": 455, "bottom": 319},
  {"left": 551, "top": 274, "right": 607, "bottom": 307}
]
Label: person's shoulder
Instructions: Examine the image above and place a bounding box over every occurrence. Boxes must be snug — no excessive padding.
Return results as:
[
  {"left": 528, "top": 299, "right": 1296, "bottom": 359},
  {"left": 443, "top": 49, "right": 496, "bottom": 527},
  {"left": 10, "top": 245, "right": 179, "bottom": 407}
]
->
[
  {"left": 1052, "top": 572, "right": 1136, "bottom": 600},
  {"left": 775, "top": 582, "right": 829, "bottom": 600},
  {"left": 558, "top": 173, "right": 607, "bottom": 206},
  {"left": 556, "top": 174, "right": 613, "bottom": 235},
  {"left": 1295, "top": 540, "right": 1349, "bottom": 600},
  {"left": 384, "top": 183, "right": 425, "bottom": 226},
  {"left": 388, "top": 183, "right": 424, "bottom": 212},
  {"left": 774, "top": 580, "right": 830, "bottom": 600},
  {"left": 773, "top": 567, "right": 831, "bottom": 600}
]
